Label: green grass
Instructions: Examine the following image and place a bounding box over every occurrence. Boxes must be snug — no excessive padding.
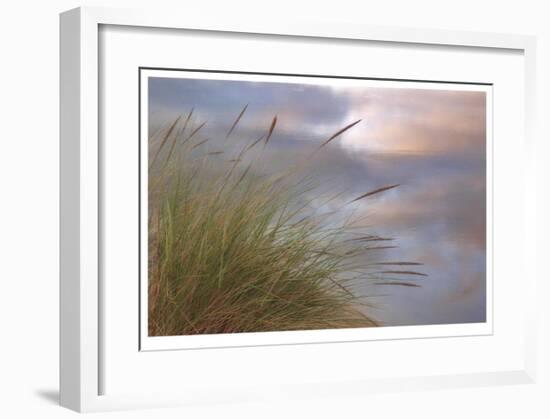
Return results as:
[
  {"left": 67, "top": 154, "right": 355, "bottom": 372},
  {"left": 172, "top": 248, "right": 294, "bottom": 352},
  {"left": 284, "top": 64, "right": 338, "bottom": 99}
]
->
[{"left": 148, "top": 108, "right": 424, "bottom": 336}]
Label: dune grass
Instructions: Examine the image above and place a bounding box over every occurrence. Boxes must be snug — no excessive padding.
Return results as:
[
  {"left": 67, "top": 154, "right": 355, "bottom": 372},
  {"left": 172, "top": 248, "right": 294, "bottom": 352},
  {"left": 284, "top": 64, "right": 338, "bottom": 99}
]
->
[{"left": 148, "top": 107, "right": 424, "bottom": 336}]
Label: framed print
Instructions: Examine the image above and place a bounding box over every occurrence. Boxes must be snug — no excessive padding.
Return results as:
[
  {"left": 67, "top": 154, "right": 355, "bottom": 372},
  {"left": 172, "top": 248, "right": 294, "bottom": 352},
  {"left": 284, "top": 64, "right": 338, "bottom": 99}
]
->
[
  {"left": 138, "top": 69, "right": 492, "bottom": 351},
  {"left": 60, "top": 6, "right": 538, "bottom": 412}
]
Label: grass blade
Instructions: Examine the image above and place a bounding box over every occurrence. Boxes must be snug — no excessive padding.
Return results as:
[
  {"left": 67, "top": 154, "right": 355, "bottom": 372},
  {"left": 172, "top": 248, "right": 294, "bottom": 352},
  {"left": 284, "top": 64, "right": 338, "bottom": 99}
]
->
[
  {"left": 348, "top": 184, "right": 400, "bottom": 203},
  {"left": 264, "top": 116, "right": 277, "bottom": 146},
  {"left": 226, "top": 104, "right": 248, "bottom": 139},
  {"left": 374, "top": 282, "right": 421, "bottom": 287},
  {"left": 373, "top": 262, "right": 423, "bottom": 266},
  {"left": 319, "top": 119, "right": 361, "bottom": 148},
  {"left": 150, "top": 114, "right": 182, "bottom": 168},
  {"left": 380, "top": 270, "right": 428, "bottom": 276}
]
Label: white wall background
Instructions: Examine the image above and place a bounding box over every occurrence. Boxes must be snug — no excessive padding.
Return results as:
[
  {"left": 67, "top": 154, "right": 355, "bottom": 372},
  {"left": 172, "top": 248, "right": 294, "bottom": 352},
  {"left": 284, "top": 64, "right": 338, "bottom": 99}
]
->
[{"left": 0, "top": 0, "right": 547, "bottom": 417}]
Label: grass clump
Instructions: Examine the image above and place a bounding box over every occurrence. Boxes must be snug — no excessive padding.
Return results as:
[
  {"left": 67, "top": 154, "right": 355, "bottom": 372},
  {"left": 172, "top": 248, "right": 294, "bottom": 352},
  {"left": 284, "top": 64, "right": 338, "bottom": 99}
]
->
[{"left": 148, "top": 107, "right": 424, "bottom": 336}]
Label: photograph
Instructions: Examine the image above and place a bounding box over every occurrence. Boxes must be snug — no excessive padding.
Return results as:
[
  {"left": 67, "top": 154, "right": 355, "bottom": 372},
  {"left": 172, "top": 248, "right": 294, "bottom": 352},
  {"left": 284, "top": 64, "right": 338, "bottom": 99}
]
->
[{"left": 143, "top": 70, "right": 489, "bottom": 337}]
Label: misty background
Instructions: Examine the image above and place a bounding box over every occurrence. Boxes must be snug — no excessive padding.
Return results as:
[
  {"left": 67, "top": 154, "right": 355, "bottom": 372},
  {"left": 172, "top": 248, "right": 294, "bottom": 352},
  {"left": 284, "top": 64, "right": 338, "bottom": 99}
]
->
[{"left": 148, "top": 75, "right": 487, "bottom": 326}]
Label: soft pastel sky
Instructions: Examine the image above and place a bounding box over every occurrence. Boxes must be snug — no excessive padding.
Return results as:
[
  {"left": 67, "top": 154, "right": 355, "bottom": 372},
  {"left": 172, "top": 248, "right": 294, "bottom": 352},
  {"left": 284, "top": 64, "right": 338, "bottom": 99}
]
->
[{"left": 148, "top": 75, "right": 487, "bottom": 326}]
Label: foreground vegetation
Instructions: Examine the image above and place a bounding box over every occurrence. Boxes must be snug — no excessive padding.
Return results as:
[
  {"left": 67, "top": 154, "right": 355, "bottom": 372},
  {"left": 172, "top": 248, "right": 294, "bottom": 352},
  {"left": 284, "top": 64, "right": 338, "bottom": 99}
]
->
[{"left": 148, "top": 107, "right": 424, "bottom": 336}]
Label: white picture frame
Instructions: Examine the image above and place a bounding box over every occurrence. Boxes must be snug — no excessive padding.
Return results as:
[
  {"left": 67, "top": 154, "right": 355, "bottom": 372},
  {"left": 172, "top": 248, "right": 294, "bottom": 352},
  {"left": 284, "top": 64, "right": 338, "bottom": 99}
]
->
[{"left": 60, "top": 6, "right": 538, "bottom": 413}]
